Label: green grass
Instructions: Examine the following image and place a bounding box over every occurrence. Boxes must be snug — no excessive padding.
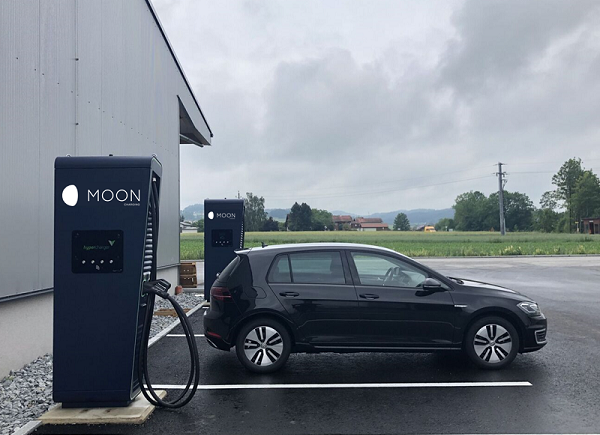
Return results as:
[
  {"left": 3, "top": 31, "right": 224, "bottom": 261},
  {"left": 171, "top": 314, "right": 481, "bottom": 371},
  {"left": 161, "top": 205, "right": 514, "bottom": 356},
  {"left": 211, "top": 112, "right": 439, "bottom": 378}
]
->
[{"left": 180, "top": 231, "right": 600, "bottom": 260}]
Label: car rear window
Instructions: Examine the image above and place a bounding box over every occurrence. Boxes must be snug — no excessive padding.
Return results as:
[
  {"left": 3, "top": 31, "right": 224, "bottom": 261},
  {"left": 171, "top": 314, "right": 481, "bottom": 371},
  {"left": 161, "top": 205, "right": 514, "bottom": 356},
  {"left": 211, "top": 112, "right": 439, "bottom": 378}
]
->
[
  {"left": 217, "top": 256, "right": 240, "bottom": 283},
  {"left": 268, "top": 255, "right": 292, "bottom": 283},
  {"left": 289, "top": 251, "right": 345, "bottom": 284}
]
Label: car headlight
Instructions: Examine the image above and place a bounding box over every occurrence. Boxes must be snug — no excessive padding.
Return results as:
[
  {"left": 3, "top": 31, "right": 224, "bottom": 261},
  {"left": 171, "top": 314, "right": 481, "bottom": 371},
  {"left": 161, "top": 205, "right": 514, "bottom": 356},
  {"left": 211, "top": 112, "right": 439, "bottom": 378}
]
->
[{"left": 517, "top": 301, "right": 541, "bottom": 316}]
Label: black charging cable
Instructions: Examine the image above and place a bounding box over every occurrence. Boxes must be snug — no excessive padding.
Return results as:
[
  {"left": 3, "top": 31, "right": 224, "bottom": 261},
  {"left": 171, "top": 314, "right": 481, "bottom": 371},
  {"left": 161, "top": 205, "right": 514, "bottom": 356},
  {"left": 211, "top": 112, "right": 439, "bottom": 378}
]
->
[{"left": 137, "top": 177, "right": 200, "bottom": 408}]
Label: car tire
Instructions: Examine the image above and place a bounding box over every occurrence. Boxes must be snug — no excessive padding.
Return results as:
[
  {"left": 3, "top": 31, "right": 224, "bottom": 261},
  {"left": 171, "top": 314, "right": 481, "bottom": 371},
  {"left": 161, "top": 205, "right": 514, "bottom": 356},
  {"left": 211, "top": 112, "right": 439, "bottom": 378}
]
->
[
  {"left": 235, "top": 317, "right": 291, "bottom": 373},
  {"left": 465, "top": 316, "right": 520, "bottom": 370}
]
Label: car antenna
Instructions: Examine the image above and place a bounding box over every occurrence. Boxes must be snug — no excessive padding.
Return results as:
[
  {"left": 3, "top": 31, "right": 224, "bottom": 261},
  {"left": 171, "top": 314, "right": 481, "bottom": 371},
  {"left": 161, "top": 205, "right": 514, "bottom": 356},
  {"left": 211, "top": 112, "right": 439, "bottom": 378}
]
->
[{"left": 261, "top": 242, "right": 268, "bottom": 248}]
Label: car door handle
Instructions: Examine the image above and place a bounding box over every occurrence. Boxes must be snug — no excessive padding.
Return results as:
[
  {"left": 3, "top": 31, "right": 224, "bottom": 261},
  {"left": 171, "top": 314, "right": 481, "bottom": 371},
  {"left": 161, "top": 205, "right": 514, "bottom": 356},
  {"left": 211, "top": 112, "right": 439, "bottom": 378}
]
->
[
  {"left": 359, "top": 293, "right": 379, "bottom": 299},
  {"left": 279, "top": 292, "right": 300, "bottom": 298}
]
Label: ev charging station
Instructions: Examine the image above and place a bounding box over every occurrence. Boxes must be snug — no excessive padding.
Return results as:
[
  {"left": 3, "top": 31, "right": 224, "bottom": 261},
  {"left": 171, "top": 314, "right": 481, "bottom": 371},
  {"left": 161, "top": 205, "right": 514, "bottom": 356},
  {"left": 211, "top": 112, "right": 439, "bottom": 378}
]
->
[
  {"left": 53, "top": 156, "right": 199, "bottom": 409},
  {"left": 204, "top": 199, "right": 245, "bottom": 300}
]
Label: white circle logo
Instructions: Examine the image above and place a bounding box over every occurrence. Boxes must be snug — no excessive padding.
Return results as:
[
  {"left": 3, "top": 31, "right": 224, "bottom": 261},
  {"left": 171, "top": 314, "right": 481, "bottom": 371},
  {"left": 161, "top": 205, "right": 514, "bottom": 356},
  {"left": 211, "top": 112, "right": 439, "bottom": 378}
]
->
[
  {"left": 208, "top": 211, "right": 214, "bottom": 220},
  {"left": 62, "top": 185, "right": 78, "bottom": 206}
]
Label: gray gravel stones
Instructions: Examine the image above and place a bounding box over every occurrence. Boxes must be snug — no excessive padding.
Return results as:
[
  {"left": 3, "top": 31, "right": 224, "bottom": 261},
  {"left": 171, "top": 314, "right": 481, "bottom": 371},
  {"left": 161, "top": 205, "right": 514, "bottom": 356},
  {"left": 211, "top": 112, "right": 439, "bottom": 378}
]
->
[
  {"left": 0, "top": 354, "right": 53, "bottom": 435},
  {"left": 149, "top": 292, "right": 204, "bottom": 338},
  {"left": 0, "top": 292, "right": 203, "bottom": 434},
  {"left": 153, "top": 292, "right": 203, "bottom": 311}
]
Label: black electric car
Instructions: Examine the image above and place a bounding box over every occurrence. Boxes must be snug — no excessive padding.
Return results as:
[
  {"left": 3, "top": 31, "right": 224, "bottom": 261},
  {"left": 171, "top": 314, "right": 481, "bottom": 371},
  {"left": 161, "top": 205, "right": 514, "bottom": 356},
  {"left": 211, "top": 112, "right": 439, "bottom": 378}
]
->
[{"left": 203, "top": 243, "right": 547, "bottom": 373}]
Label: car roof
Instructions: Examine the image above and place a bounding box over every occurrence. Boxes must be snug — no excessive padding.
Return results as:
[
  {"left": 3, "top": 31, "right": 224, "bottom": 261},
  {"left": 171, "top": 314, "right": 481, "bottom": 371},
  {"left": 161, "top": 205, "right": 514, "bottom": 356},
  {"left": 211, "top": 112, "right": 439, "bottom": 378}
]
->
[{"left": 236, "top": 242, "right": 411, "bottom": 259}]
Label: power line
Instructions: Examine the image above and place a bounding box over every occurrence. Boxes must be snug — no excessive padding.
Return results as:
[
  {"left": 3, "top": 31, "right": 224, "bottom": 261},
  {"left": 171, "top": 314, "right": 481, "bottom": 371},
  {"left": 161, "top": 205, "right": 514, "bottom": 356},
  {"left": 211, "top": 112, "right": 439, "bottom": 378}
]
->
[{"left": 508, "top": 171, "right": 554, "bottom": 174}]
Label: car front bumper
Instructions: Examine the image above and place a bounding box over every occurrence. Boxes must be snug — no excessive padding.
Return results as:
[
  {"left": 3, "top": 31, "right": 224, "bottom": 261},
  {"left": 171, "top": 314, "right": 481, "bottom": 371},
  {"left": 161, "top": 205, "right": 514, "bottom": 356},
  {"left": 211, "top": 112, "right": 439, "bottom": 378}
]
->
[{"left": 521, "top": 315, "right": 548, "bottom": 353}]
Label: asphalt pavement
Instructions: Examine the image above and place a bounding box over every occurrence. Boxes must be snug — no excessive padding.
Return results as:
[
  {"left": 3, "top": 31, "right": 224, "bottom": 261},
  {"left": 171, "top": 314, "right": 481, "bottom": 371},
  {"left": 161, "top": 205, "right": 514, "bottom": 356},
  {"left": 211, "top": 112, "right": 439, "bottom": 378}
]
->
[{"left": 35, "top": 256, "right": 600, "bottom": 434}]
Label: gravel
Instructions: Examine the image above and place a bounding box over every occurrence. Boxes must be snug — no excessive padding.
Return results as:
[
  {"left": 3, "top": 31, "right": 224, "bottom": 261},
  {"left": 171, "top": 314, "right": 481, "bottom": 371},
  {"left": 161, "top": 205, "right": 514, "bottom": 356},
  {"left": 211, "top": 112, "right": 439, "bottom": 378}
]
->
[
  {"left": 0, "top": 292, "right": 204, "bottom": 435},
  {"left": 149, "top": 292, "right": 204, "bottom": 338}
]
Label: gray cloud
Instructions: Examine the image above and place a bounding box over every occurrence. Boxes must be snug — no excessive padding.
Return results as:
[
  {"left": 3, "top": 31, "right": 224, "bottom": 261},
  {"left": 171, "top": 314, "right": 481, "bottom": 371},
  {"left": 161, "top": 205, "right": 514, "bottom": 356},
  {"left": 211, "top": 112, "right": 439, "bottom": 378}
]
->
[
  {"left": 440, "top": 0, "right": 599, "bottom": 95},
  {"left": 155, "top": 0, "right": 600, "bottom": 213}
]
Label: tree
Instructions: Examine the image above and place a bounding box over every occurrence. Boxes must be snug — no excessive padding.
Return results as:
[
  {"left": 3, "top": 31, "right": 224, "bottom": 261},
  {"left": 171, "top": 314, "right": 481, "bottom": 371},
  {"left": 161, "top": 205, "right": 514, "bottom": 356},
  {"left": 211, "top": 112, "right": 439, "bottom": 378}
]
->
[
  {"left": 435, "top": 218, "right": 455, "bottom": 231},
  {"left": 453, "top": 191, "right": 492, "bottom": 231},
  {"left": 393, "top": 213, "right": 411, "bottom": 231},
  {"left": 244, "top": 192, "right": 267, "bottom": 232},
  {"left": 533, "top": 208, "right": 560, "bottom": 233},
  {"left": 311, "top": 209, "right": 333, "bottom": 231},
  {"left": 180, "top": 213, "right": 185, "bottom": 222},
  {"left": 540, "top": 191, "right": 559, "bottom": 210},
  {"left": 535, "top": 191, "right": 562, "bottom": 233},
  {"left": 490, "top": 191, "right": 535, "bottom": 231},
  {"left": 262, "top": 217, "right": 280, "bottom": 232},
  {"left": 193, "top": 219, "right": 204, "bottom": 232},
  {"left": 287, "top": 202, "right": 312, "bottom": 231},
  {"left": 551, "top": 158, "right": 584, "bottom": 232},
  {"left": 453, "top": 190, "right": 533, "bottom": 231},
  {"left": 572, "top": 171, "right": 600, "bottom": 223}
]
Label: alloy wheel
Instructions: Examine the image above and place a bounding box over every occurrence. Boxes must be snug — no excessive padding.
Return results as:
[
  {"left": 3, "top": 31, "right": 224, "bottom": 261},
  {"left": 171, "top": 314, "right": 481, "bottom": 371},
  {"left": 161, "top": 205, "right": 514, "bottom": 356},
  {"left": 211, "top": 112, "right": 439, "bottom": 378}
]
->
[
  {"left": 243, "top": 326, "right": 284, "bottom": 367},
  {"left": 473, "top": 324, "right": 513, "bottom": 364}
]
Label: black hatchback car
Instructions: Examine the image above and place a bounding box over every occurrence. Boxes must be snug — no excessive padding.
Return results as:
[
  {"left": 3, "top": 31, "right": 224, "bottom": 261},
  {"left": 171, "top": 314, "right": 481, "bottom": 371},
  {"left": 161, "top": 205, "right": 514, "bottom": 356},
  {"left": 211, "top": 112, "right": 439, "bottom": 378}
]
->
[{"left": 203, "top": 243, "right": 547, "bottom": 373}]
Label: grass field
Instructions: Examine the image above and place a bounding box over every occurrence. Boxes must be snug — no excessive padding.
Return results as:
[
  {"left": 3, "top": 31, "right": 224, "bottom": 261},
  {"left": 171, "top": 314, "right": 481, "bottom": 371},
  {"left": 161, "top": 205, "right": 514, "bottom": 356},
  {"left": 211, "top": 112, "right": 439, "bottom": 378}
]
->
[{"left": 180, "top": 231, "right": 600, "bottom": 260}]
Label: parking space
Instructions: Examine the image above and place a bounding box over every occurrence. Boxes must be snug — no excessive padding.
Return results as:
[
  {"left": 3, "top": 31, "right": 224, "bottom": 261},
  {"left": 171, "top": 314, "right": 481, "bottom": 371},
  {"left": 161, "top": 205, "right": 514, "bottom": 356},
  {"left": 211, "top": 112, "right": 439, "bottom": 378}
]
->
[{"left": 36, "top": 257, "right": 600, "bottom": 434}]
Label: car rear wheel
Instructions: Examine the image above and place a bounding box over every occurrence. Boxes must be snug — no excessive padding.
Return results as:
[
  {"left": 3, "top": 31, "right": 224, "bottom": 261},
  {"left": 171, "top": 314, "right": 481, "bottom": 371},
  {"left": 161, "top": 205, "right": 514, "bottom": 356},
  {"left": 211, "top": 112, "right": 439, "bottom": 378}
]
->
[
  {"left": 235, "top": 318, "right": 291, "bottom": 373},
  {"left": 465, "top": 316, "right": 519, "bottom": 369}
]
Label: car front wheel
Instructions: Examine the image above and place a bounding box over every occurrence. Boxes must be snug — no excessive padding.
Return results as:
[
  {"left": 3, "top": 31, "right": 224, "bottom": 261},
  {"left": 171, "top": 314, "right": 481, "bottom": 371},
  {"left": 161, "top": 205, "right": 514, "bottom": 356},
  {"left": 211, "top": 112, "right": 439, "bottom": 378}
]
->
[
  {"left": 235, "top": 318, "right": 291, "bottom": 373},
  {"left": 465, "top": 316, "right": 520, "bottom": 369}
]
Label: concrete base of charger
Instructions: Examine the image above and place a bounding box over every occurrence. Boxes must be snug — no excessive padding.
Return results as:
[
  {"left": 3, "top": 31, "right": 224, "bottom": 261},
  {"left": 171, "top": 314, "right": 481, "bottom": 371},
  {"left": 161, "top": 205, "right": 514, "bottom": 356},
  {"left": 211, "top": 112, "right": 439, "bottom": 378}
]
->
[{"left": 39, "top": 390, "right": 167, "bottom": 425}]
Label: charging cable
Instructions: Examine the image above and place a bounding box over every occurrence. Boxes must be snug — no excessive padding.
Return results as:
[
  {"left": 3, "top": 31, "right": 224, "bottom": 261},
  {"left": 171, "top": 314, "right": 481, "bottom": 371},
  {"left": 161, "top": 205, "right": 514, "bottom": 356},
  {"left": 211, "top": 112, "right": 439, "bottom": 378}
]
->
[
  {"left": 138, "top": 279, "right": 200, "bottom": 408},
  {"left": 137, "top": 176, "right": 200, "bottom": 408}
]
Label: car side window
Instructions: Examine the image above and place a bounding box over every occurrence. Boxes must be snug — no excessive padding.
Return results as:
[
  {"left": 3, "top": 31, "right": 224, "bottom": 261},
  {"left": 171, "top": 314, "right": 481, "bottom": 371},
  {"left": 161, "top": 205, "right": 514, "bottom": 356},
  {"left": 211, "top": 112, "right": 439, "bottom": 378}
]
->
[
  {"left": 268, "top": 255, "right": 292, "bottom": 283},
  {"left": 351, "top": 252, "right": 428, "bottom": 288},
  {"left": 288, "top": 251, "right": 346, "bottom": 285}
]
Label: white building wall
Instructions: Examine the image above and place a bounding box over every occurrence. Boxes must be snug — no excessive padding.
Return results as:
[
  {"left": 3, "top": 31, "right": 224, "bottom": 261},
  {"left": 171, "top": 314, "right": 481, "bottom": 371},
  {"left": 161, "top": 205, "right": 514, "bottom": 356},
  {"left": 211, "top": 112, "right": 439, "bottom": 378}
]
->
[
  {"left": 0, "top": 294, "right": 54, "bottom": 378},
  {"left": 0, "top": 0, "right": 210, "bottom": 377}
]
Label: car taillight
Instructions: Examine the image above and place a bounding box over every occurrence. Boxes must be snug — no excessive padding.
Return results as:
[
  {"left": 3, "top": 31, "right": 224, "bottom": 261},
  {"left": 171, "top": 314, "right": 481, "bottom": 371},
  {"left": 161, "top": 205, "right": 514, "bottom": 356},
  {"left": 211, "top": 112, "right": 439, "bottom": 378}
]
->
[{"left": 211, "top": 286, "right": 232, "bottom": 301}]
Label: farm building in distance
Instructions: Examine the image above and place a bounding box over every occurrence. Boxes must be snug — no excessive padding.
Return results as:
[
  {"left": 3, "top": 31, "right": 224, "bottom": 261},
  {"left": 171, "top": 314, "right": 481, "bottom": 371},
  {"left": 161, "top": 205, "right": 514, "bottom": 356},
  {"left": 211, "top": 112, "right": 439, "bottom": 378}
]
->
[
  {"left": 332, "top": 215, "right": 390, "bottom": 231},
  {"left": 180, "top": 221, "right": 199, "bottom": 234},
  {"left": 332, "top": 215, "right": 353, "bottom": 230},
  {"left": 0, "top": 0, "right": 211, "bottom": 377},
  {"left": 581, "top": 217, "right": 600, "bottom": 234}
]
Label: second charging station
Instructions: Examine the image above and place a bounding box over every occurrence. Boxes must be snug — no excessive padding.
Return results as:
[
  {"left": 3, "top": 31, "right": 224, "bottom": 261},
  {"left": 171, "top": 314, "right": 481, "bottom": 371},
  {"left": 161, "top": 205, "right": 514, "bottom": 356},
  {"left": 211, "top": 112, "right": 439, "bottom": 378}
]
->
[{"left": 204, "top": 199, "right": 245, "bottom": 301}]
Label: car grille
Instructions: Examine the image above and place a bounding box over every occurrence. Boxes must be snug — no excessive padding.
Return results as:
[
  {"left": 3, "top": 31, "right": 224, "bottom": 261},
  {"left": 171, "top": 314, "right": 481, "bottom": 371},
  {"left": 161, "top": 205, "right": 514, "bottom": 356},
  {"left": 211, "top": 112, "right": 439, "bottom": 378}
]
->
[{"left": 535, "top": 329, "right": 547, "bottom": 344}]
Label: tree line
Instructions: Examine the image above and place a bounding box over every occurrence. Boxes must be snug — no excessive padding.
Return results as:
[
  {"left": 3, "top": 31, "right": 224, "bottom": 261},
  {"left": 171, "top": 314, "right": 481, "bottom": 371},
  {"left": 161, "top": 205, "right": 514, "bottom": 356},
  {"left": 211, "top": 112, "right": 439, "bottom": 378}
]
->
[
  {"left": 187, "top": 157, "right": 599, "bottom": 234},
  {"left": 242, "top": 195, "right": 335, "bottom": 232},
  {"left": 444, "top": 157, "right": 600, "bottom": 232}
]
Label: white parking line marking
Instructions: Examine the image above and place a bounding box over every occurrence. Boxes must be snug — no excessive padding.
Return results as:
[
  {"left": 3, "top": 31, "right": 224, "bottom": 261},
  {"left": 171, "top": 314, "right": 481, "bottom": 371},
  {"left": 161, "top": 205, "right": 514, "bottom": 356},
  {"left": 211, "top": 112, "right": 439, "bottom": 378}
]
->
[
  {"left": 166, "top": 334, "right": 205, "bottom": 337},
  {"left": 149, "top": 381, "right": 532, "bottom": 390}
]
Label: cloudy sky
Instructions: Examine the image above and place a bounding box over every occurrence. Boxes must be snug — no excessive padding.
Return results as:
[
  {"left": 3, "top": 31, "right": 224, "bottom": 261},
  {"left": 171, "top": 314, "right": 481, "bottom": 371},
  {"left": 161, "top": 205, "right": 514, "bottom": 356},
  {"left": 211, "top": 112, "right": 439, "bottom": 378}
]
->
[{"left": 154, "top": 0, "right": 600, "bottom": 214}]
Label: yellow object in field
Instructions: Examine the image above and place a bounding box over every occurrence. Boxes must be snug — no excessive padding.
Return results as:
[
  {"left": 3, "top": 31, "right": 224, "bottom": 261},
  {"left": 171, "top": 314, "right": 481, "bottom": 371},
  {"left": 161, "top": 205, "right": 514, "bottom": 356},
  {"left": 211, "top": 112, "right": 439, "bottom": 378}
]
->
[{"left": 424, "top": 226, "right": 436, "bottom": 232}]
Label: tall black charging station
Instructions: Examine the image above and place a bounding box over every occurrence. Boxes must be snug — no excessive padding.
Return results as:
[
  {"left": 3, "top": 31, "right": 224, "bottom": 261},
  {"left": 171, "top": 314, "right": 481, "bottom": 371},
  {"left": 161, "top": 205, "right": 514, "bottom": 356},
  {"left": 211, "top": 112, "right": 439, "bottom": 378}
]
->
[
  {"left": 204, "top": 199, "right": 245, "bottom": 300},
  {"left": 53, "top": 156, "right": 198, "bottom": 409}
]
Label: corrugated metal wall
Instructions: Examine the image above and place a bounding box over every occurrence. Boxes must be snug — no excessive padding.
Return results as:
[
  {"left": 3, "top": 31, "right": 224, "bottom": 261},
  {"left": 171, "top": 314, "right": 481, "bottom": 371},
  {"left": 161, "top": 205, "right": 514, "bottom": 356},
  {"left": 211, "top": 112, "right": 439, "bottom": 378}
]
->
[{"left": 0, "top": 0, "right": 209, "bottom": 300}]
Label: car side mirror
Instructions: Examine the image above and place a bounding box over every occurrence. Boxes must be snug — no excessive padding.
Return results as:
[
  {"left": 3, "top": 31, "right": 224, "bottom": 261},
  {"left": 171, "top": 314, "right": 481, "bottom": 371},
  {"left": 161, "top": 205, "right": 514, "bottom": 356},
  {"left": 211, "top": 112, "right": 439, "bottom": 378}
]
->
[{"left": 423, "top": 278, "right": 443, "bottom": 291}]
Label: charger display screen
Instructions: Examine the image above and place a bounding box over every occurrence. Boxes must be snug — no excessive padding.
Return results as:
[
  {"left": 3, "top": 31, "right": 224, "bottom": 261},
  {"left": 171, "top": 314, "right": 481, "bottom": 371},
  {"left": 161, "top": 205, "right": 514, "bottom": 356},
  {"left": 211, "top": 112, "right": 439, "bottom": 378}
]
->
[
  {"left": 211, "top": 229, "right": 233, "bottom": 247},
  {"left": 72, "top": 230, "right": 124, "bottom": 273}
]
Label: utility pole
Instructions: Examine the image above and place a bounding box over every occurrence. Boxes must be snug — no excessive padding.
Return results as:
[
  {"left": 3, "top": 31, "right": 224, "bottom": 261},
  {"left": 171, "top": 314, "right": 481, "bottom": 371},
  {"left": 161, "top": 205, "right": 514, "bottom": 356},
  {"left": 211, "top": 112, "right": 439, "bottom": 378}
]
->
[{"left": 496, "top": 162, "right": 507, "bottom": 235}]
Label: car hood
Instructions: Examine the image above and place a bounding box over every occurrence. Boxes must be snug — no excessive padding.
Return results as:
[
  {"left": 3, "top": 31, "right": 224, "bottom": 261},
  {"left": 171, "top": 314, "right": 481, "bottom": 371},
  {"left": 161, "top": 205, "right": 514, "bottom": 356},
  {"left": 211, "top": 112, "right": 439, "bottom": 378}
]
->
[{"left": 449, "top": 277, "right": 522, "bottom": 295}]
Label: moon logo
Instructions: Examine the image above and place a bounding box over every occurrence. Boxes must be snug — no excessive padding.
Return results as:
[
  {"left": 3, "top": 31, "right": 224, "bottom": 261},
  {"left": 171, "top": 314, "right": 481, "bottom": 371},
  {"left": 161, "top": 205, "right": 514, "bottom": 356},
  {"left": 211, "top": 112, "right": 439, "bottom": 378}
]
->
[{"left": 62, "top": 185, "right": 78, "bottom": 206}]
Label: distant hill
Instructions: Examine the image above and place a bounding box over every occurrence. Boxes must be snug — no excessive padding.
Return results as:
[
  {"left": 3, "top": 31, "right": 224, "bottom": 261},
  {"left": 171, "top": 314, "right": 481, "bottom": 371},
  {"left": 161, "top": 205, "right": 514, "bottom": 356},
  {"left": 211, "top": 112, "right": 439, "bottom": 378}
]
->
[
  {"left": 330, "top": 210, "right": 358, "bottom": 218},
  {"left": 181, "top": 203, "right": 204, "bottom": 221},
  {"left": 184, "top": 203, "right": 453, "bottom": 227},
  {"left": 266, "top": 208, "right": 290, "bottom": 220}
]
